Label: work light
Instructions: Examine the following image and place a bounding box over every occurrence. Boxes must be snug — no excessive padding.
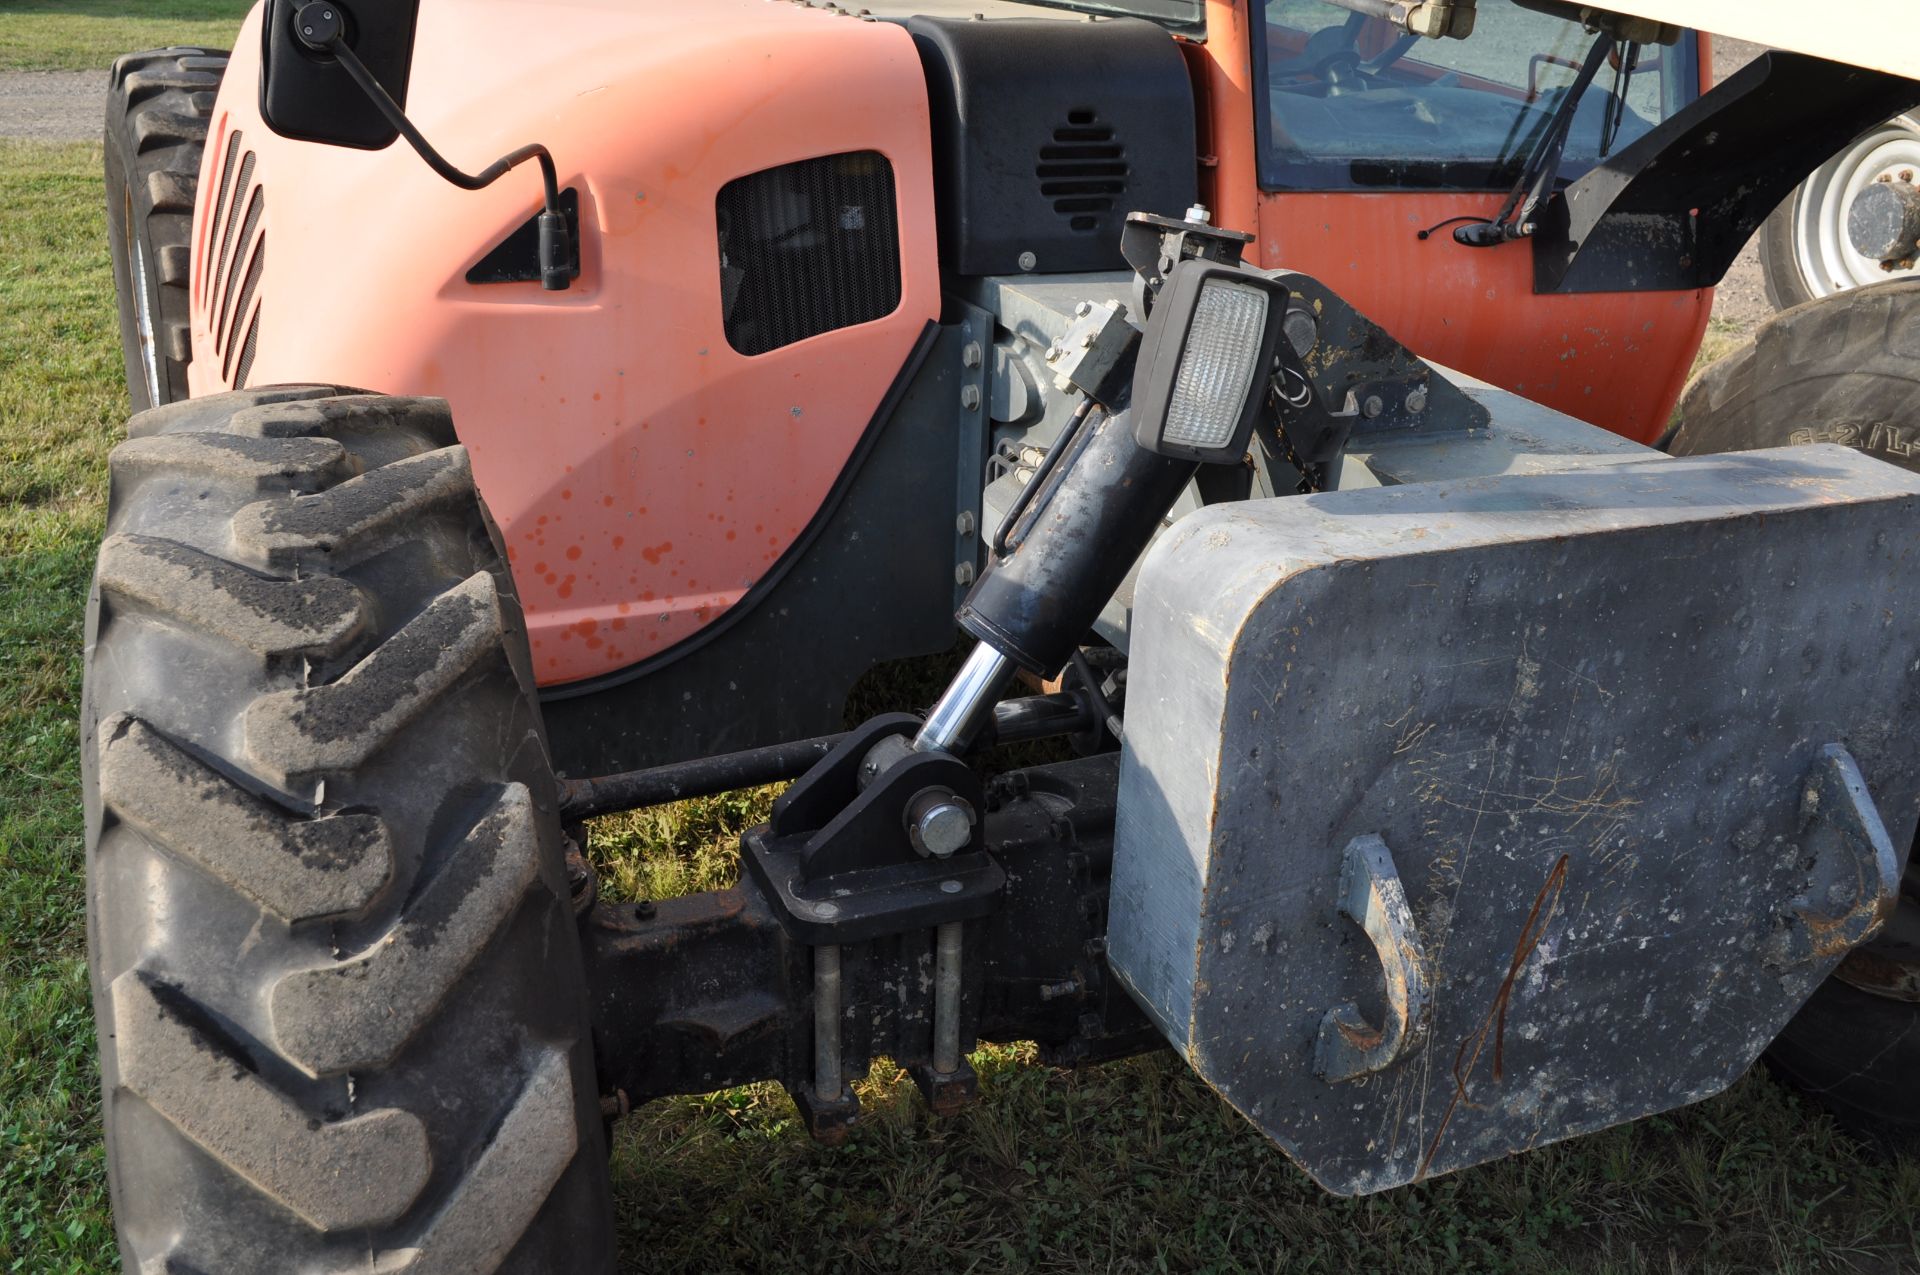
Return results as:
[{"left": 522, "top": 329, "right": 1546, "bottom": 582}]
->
[{"left": 1131, "top": 260, "right": 1289, "bottom": 464}]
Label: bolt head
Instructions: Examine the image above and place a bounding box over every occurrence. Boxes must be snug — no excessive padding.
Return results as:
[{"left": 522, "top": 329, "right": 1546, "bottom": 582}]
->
[
  {"left": 1018, "top": 251, "right": 1038, "bottom": 271},
  {"left": 940, "top": 880, "right": 963, "bottom": 895},
  {"left": 961, "top": 341, "right": 983, "bottom": 369},
  {"left": 954, "top": 562, "right": 976, "bottom": 586},
  {"left": 915, "top": 802, "right": 975, "bottom": 857},
  {"left": 960, "top": 385, "right": 982, "bottom": 410},
  {"left": 1362, "top": 394, "right": 1386, "bottom": 419},
  {"left": 1405, "top": 388, "right": 1429, "bottom": 414}
]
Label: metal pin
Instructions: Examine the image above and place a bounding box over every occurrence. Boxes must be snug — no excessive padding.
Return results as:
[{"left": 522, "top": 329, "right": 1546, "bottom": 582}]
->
[
  {"left": 814, "top": 944, "right": 842, "bottom": 1101},
  {"left": 933, "top": 922, "right": 963, "bottom": 1074}
]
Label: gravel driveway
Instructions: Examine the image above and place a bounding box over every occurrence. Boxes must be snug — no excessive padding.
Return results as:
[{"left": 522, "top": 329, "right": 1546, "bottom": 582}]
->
[
  {"left": 0, "top": 34, "right": 1775, "bottom": 331},
  {"left": 0, "top": 70, "right": 102, "bottom": 142}
]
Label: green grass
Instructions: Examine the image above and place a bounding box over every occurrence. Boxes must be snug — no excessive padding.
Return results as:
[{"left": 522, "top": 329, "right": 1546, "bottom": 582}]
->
[
  {"left": 0, "top": 0, "right": 252, "bottom": 72},
  {"left": 0, "top": 138, "right": 125, "bottom": 1275},
  {"left": 0, "top": 131, "right": 1915, "bottom": 1272}
]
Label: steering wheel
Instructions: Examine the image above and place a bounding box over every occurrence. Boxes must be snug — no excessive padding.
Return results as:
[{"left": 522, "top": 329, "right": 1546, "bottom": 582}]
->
[{"left": 1278, "top": 15, "right": 1420, "bottom": 95}]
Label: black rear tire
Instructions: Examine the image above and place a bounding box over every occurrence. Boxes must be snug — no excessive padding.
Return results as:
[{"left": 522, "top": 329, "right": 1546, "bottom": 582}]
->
[
  {"left": 1668, "top": 280, "right": 1920, "bottom": 1148},
  {"left": 104, "top": 47, "right": 225, "bottom": 412},
  {"left": 1757, "top": 192, "right": 1818, "bottom": 312},
  {"left": 83, "top": 388, "right": 618, "bottom": 1272},
  {"left": 1667, "top": 278, "right": 1920, "bottom": 471}
]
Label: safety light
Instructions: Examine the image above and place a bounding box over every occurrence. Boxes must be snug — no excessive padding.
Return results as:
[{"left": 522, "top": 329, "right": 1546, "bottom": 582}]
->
[{"left": 1131, "top": 259, "right": 1288, "bottom": 464}]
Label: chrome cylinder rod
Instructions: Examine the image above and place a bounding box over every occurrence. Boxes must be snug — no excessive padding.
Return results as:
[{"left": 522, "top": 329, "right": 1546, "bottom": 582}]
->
[
  {"left": 813, "top": 944, "right": 842, "bottom": 1102},
  {"left": 914, "top": 644, "right": 1015, "bottom": 754},
  {"left": 932, "top": 922, "right": 964, "bottom": 1075}
]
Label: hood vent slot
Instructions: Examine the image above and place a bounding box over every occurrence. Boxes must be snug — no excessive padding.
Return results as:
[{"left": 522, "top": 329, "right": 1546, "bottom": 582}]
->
[{"left": 1037, "top": 109, "right": 1129, "bottom": 234}]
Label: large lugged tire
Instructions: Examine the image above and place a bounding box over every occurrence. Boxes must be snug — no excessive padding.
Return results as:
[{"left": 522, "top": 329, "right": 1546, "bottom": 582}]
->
[
  {"left": 1667, "top": 281, "right": 1920, "bottom": 1148},
  {"left": 1666, "top": 278, "right": 1920, "bottom": 470},
  {"left": 104, "top": 47, "right": 226, "bottom": 411},
  {"left": 82, "top": 388, "right": 617, "bottom": 1272}
]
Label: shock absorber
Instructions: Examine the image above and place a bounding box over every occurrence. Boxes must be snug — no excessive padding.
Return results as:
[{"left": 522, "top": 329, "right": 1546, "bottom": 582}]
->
[{"left": 916, "top": 219, "right": 1292, "bottom": 757}]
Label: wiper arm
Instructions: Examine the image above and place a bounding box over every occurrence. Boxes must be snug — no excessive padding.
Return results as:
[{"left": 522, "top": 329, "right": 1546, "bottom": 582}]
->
[{"left": 1455, "top": 29, "right": 1616, "bottom": 247}]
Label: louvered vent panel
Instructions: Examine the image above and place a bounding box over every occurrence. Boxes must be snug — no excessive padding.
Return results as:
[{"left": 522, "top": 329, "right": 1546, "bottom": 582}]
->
[
  {"left": 200, "top": 130, "right": 265, "bottom": 390},
  {"left": 1036, "top": 109, "right": 1129, "bottom": 234},
  {"left": 716, "top": 151, "right": 901, "bottom": 357}
]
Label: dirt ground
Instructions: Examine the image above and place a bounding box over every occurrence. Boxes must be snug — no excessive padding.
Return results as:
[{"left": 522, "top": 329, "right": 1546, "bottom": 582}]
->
[
  {"left": 0, "top": 33, "right": 1776, "bottom": 329},
  {"left": 0, "top": 69, "right": 99, "bottom": 142}
]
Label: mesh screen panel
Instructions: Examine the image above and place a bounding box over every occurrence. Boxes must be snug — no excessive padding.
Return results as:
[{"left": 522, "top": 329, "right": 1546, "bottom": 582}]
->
[{"left": 717, "top": 151, "right": 901, "bottom": 357}]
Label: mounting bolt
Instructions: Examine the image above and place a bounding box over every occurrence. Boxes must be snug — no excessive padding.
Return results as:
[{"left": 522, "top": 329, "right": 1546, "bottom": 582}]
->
[
  {"left": 1405, "top": 387, "right": 1429, "bottom": 414},
  {"left": 1018, "top": 251, "right": 1038, "bottom": 271},
  {"left": 954, "top": 561, "right": 976, "bottom": 586},
  {"left": 1362, "top": 394, "right": 1386, "bottom": 419},
  {"left": 1903, "top": 170, "right": 1915, "bottom": 183},
  {"left": 907, "top": 790, "right": 977, "bottom": 858},
  {"left": 960, "top": 385, "right": 981, "bottom": 411},
  {"left": 961, "top": 341, "right": 983, "bottom": 369},
  {"left": 955, "top": 511, "right": 976, "bottom": 536},
  {"left": 293, "top": 1, "right": 344, "bottom": 49},
  {"left": 1185, "top": 203, "right": 1211, "bottom": 224}
]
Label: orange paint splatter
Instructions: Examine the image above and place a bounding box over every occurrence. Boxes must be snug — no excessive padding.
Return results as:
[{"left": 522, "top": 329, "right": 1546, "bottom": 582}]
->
[
  {"left": 612, "top": 536, "right": 624, "bottom": 549},
  {"left": 565, "top": 545, "right": 582, "bottom": 561},
  {"left": 640, "top": 540, "right": 674, "bottom": 565}
]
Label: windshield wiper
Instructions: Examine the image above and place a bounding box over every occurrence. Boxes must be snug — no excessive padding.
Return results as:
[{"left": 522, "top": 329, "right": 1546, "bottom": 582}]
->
[{"left": 1454, "top": 29, "right": 1616, "bottom": 247}]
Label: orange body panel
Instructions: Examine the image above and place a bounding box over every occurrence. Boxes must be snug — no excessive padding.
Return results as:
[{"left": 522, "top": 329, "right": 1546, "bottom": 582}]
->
[
  {"left": 1196, "top": 7, "right": 1712, "bottom": 442},
  {"left": 191, "top": 0, "right": 1716, "bottom": 695},
  {"left": 191, "top": 0, "right": 939, "bottom": 685},
  {"left": 1254, "top": 193, "right": 1710, "bottom": 440}
]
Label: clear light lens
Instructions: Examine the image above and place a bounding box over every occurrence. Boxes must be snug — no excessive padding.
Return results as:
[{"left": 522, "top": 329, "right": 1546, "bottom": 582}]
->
[{"left": 1162, "top": 278, "right": 1269, "bottom": 452}]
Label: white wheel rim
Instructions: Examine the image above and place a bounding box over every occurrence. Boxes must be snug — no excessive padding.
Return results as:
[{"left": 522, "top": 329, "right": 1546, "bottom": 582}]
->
[
  {"left": 1791, "top": 114, "right": 1920, "bottom": 298},
  {"left": 126, "top": 188, "right": 164, "bottom": 406}
]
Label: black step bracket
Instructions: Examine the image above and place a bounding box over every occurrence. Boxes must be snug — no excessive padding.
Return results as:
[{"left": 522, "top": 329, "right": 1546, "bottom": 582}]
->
[
  {"left": 466, "top": 187, "right": 582, "bottom": 286},
  {"left": 743, "top": 714, "right": 1004, "bottom": 945},
  {"left": 1533, "top": 51, "right": 1920, "bottom": 294}
]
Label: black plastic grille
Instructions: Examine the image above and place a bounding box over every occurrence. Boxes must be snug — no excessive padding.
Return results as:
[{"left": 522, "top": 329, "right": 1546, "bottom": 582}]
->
[
  {"left": 234, "top": 308, "right": 261, "bottom": 391},
  {"left": 206, "top": 131, "right": 244, "bottom": 298},
  {"left": 201, "top": 129, "right": 264, "bottom": 389},
  {"left": 210, "top": 147, "right": 254, "bottom": 321},
  {"left": 716, "top": 151, "right": 901, "bottom": 357},
  {"left": 224, "top": 239, "right": 264, "bottom": 385},
  {"left": 1037, "top": 109, "right": 1129, "bottom": 234}
]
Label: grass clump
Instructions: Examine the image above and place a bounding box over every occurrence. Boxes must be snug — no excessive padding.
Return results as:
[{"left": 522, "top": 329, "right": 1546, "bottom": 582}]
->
[{"left": 0, "top": 1, "right": 252, "bottom": 72}]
